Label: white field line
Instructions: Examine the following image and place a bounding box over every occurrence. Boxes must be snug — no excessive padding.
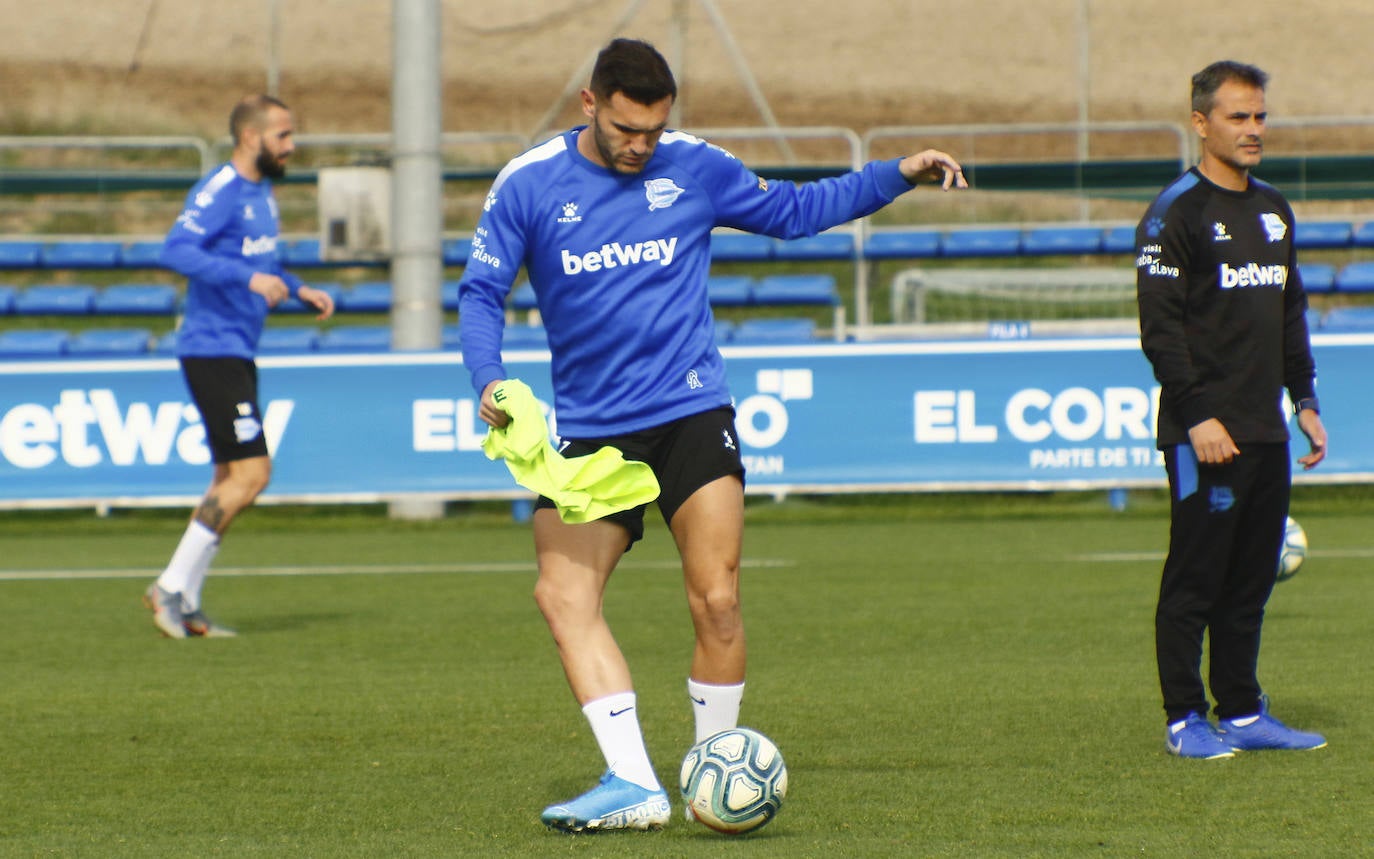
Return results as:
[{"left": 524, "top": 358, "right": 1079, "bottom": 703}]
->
[
  {"left": 1070, "top": 548, "right": 1374, "bottom": 563},
  {"left": 0, "top": 558, "right": 793, "bottom": 582}
]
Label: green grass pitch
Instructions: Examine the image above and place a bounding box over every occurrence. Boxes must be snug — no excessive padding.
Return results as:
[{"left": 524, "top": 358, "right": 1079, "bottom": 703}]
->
[{"left": 1, "top": 490, "right": 1371, "bottom": 857}]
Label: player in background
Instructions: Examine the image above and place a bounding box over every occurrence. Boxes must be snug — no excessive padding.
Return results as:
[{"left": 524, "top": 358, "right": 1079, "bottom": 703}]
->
[
  {"left": 144, "top": 94, "right": 334, "bottom": 639},
  {"left": 459, "top": 38, "right": 967, "bottom": 831},
  {"left": 1136, "top": 61, "right": 1327, "bottom": 759}
]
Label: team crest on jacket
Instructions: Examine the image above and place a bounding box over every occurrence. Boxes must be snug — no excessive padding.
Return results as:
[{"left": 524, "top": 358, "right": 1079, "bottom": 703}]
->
[
  {"left": 1260, "top": 212, "right": 1287, "bottom": 243},
  {"left": 645, "top": 178, "right": 685, "bottom": 211}
]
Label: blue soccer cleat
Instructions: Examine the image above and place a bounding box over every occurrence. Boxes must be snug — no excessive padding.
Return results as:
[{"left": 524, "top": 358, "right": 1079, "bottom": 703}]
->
[
  {"left": 1166, "top": 712, "right": 1236, "bottom": 759},
  {"left": 540, "top": 771, "right": 671, "bottom": 833},
  {"left": 1217, "top": 697, "right": 1326, "bottom": 751}
]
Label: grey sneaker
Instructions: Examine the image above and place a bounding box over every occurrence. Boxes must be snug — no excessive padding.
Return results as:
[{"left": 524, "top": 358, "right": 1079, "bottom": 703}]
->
[
  {"left": 143, "top": 583, "right": 187, "bottom": 639},
  {"left": 183, "top": 610, "right": 237, "bottom": 638}
]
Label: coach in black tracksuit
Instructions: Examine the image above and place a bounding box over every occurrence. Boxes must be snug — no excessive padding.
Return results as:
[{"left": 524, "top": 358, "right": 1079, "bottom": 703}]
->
[{"left": 1136, "top": 61, "right": 1328, "bottom": 759}]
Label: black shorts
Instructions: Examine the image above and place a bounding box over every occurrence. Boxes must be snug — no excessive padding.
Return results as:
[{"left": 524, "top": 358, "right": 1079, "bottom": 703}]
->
[
  {"left": 534, "top": 406, "right": 745, "bottom": 547},
  {"left": 180, "top": 357, "right": 269, "bottom": 464}
]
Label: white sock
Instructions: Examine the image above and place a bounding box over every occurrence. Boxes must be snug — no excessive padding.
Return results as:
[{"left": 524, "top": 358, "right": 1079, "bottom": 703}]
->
[
  {"left": 688, "top": 678, "right": 745, "bottom": 743},
  {"left": 582, "top": 692, "right": 660, "bottom": 791},
  {"left": 156, "top": 521, "right": 219, "bottom": 612}
]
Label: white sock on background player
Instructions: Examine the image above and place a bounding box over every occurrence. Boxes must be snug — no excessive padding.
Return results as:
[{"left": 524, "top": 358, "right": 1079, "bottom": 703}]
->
[
  {"left": 688, "top": 678, "right": 745, "bottom": 743},
  {"left": 583, "top": 692, "right": 661, "bottom": 790},
  {"left": 156, "top": 521, "right": 219, "bottom": 612}
]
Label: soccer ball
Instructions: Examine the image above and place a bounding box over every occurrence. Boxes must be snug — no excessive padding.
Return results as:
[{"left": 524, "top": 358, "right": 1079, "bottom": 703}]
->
[
  {"left": 1276, "top": 516, "right": 1307, "bottom": 582},
  {"left": 679, "top": 727, "right": 787, "bottom": 834}
]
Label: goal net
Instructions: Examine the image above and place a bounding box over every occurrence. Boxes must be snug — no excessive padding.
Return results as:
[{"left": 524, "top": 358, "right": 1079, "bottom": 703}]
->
[{"left": 884, "top": 266, "right": 1139, "bottom": 338}]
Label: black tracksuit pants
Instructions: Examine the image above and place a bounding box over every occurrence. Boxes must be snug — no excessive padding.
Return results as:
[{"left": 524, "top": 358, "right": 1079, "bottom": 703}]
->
[{"left": 1157, "top": 442, "right": 1290, "bottom": 723}]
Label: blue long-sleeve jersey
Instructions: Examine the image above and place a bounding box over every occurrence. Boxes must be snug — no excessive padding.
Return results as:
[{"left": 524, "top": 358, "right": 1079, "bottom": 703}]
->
[
  {"left": 459, "top": 126, "right": 914, "bottom": 437},
  {"left": 161, "top": 163, "right": 302, "bottom": 359}
]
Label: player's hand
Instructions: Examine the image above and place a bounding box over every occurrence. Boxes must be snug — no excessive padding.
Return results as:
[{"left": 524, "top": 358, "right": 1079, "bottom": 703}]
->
[
  {"left": 297, "top": 285, "right": 336, "bottom": 321},
  {"left": 479, "top": 379, "right": 511, "bottom": 429},
  {"left": 898, "top": 149, "right": 969, "bottom": 191},
  {"left": 1296, "top": 410, "right": 1326, "bottom": 470},
  {"left": 248, "top": 272, "right": 290, "bottom": 308},
  {"left": 1187, "top": 418, "right": 1240, "bottom": 465}
]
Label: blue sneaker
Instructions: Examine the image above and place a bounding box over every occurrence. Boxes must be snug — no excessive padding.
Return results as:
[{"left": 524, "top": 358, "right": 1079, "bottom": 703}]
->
[
  {"left": 1217, "top": 698, "right": 1326, "bottom": 751},
  {"left": 541, "top": 771, "right": 671, "bottom": 833},
  {"left": 1166, "top": 712, "right": 1236, "bottom": 759}
]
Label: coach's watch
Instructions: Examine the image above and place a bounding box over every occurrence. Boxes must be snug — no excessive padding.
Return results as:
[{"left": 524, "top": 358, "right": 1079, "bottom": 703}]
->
[{"left": 1294, "top": 397, "right": 1320, "bottom": 415}]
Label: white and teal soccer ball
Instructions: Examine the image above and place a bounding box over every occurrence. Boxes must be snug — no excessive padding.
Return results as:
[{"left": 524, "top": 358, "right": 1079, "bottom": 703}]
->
[
  {"left": 1276, "top": 516, "right": 1307, "bottom": 582},
  {"left": 679, "top": 727, "right": 787, "bottom": 834}
]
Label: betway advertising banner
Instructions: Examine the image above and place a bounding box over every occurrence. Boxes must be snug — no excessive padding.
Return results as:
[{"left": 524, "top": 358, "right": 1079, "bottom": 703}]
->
[{"left": 2, "top": 335, "right": 1370, "bottom": 507}]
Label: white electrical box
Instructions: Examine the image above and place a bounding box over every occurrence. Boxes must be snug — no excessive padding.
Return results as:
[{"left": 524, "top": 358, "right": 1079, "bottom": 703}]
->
[{"left": 317, "top": 167, "right": 391, "bottom": 261}]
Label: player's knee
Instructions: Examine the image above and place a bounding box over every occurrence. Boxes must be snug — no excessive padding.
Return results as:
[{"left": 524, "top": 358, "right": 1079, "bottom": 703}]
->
[
  {"left": 532, "top": 576, "right": 591, "bottom": 625},
  {"left": 689, "top": 580, "right": 742, "bottom": 634}
]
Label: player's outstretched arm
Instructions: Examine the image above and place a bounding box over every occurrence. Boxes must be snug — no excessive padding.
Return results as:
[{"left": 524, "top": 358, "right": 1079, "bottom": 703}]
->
[{"left": 898, "top": 149, "right": 969, "bottom": 190}]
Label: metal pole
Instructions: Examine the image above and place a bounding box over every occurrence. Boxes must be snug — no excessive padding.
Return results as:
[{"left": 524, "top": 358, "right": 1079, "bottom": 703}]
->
[
  {"left": 390, "top": 0, "right": 445, "bottom": 519},
  {"left": 1076, "top": 0, "right": 1090, "bottom": 220},
  {"left": 669, "top": 0, "right": 688, "bottom": 128},
  {"left": 267, "top": 0, "right": 281, "bottom": 95}
]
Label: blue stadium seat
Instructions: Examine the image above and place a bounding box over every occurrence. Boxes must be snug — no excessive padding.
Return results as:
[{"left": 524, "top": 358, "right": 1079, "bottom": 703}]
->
[
  {"left": 0, "top": 241, "right": 42, "bottom": 268},
  {"left": 443, "top": 238, "right": 474, "bottom": 266},
  {"left": 38, "top": 240, "right": 122, "bottom": 269},
  {"left": 1353, "top": 221, "right": 1374, "bottom": 248},
  {"left": 441, "top": 324, "right": 463, "bottom": 350},
  {"left": 732, "top": 317, "right": 818, "bottom": 344},
  {"left": 1102, "top": 225, "right": 1137, "bottom": 254},
  {"left": 155, "top": 330, "right": 179, "bottom": 354},
  {"left": 339, "top": 281, "right": 393, "bottom": 313},
  {"left": 510, "top": 283, "right": 538, "bottom": 312},
  {"left": 710, "top": 232, "right": 774, "bottom": 262},
  {"left": 707, "top": 275, "right": 753, "bottom": 307},
  {"left": 1318, "top": 306, "right": 1374, "bottom": 331},
  {"left": 1297, "top": 263, "right": 1336, "bottom": 294},
  {"left": 752, "top": 274, "right": 839, "bottom": 307},
  {"left": 0, "top": 329, "right": 69, "bottom": 358},
  {"left": 502, "top": 324, "right": 548, "bottom": 351},
  {"left": 863, "top": 230, "right": 941, "bottom": 259},
  {"left": 772, "top": 232, "right": 854, "bottom": 261},
  {"left": 1021, "top": 226, "right": 1104, "bottom": 256},
  {"left": 0, "top": 284, "right": 15, "bottom": 314},
  {"left": 442, "top": 281, "right": 462, "bottom": 311},
  {"left": 67, "top": 327, "right": 154, "bottom": 357},
  {"left": 13, "top": 284, "right": 98, "bottom": 315},
  {"left": 94, "top": 283, "right": 179, "bottom": 315},
  {"left": 713, "top": 319, "right": 736, "bottom": 344},
  {"left": 941, "top": 228, "right": 1022, "bottom": 257},
  {"left": 282, "top": 238, "right": 322, "bottom": 266},
  {"left": 257, "top": 326, "right": 319, "bottom": 353},
  {"left": 1294, "top": 220, "right": 1353, "bottom": 250},
  {"left": 121, "top": 241, "right": 165, "bottom": 269},
  {"left": 1334, "top": 261, "right": 1374, "bottom": 293},
  {"left": 277, "top": 282, "right": 343, "bottom": 314},
  {"left": 317, "top": 325, "right": 391, "bottom": 353}
]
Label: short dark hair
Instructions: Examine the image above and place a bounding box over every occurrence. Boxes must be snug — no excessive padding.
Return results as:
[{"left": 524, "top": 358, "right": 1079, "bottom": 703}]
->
[
  {"left": 589, "top": 38, "right": 677, "bottom": 105},
  {"left": 229, "top": 94, "right": 290, "bottom": 144},
  {"left": 1191, "top": 61, "right": 1268, "bottom": 115}
]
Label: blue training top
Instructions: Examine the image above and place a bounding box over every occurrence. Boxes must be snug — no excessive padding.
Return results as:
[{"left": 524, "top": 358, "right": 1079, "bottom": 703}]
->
[
  {"left": 162, "top": 163, "right": 303, "bottom": 359},
  {"left": 459, "top": 126, "right": 914, "bottom": 437}
]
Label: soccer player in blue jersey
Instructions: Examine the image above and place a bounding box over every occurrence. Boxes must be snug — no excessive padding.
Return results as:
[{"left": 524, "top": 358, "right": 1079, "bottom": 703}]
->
[
  {"left": 1137, "top": 62, "right": 1327, "bottom": 759},
  {"left": 144, "top": 94, "right": 335, "bottom": 639},
  {"left": 459, "top": 38, "right": 966, "bottom": 831}
]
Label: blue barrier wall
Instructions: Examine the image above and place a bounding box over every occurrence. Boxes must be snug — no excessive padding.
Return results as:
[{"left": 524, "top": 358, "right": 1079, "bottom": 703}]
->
[{"left": 1, "top": 336, "right": 1369, "bottom": 507}]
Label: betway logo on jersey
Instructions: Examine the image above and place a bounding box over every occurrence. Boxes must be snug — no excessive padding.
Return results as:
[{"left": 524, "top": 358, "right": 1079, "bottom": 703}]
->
[
  {"left": 1219, "top": 262, "right": 1288, "bottom": 289},
  {"left": 241, "top": 235, "right": 278, "bottom": 257},
  {"left": 561, "top": 236, "right": 678, "bottom": 275}
]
